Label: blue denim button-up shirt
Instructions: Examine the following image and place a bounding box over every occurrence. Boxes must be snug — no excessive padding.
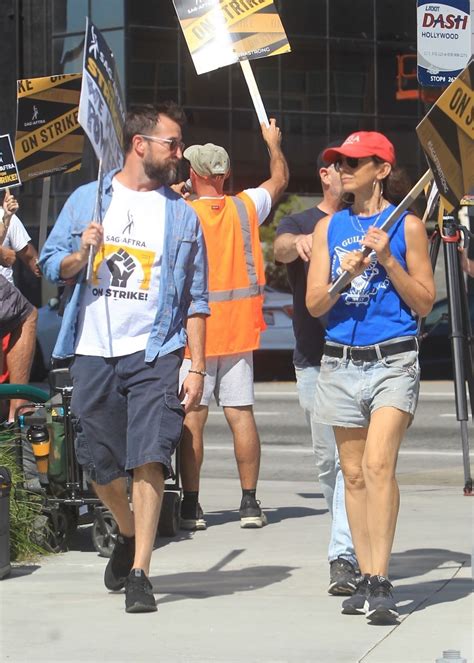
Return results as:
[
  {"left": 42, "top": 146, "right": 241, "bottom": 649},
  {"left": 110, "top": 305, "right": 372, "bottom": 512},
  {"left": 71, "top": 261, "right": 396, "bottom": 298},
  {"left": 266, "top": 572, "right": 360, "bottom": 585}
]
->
[{"left": 39, "top": 170, "right": 209, "bottom": 362}]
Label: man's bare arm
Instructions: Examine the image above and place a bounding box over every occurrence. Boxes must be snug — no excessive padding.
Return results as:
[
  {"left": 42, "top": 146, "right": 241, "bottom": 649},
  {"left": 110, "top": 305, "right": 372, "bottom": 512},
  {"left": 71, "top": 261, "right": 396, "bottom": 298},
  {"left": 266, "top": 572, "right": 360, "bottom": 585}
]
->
[
  {"left": 182, "top": 314, "right": 207, "bottom": 412},
  {"left": 18, "top": 243, "right": 41, "bottom": 277},
  {"left": 274, "top": 232, "right": 313, "bottom": 264},
  {"left": 258, "top": 119, "right": 289, "bottom": 206},
  {"left": 0, "top": 246, "right": 16, "bottom": 268}
]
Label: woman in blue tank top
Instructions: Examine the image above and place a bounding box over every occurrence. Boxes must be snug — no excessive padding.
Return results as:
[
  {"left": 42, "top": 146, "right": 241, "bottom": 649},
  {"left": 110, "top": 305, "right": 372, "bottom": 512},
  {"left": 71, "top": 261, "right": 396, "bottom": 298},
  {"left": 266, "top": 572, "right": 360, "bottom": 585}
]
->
[{"left": 306, "top": 132, "right": 435, "bottom": 623}]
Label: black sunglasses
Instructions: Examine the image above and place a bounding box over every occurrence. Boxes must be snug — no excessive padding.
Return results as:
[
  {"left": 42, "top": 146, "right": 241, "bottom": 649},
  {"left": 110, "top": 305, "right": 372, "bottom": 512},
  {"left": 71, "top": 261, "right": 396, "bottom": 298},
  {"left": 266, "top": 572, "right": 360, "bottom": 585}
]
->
[{"left": 334, "top": 156, "right": 362, "bottom": 172}]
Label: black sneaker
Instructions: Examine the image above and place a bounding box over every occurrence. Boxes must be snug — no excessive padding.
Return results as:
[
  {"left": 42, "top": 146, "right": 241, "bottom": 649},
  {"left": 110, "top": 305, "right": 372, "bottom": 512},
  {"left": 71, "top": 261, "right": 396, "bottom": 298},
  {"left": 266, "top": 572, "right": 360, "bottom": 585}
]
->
[
  {"left": 180, "top": 502, "right": 207, "bottom": 531},
  {"left": 328, "top": 556, "right": 358, "bottom": 595},
  {"left": 239, "top": 495, "right": 267, "bottom": 528},
  {"left": 104, "top": 533, "right": 135, "bottom": 591},
  {"left": 341, "top": 574, "right": 370, "bottom": 614},
  {"left": 125, "top": 569, "right": 157, "bottom": 613},
  {"left": 365, "top": 575, "right": 399, "bottom": 623}
]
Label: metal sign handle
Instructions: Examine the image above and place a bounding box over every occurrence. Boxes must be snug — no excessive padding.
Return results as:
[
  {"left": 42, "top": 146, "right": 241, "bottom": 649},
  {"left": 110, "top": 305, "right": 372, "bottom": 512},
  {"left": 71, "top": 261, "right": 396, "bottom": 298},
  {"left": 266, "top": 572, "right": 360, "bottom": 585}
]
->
[
  {"left": 239, "top": 60, "right": 269, "bottom": 128},
  {"left": 85, "top": 160, "right": 103, "bottom": 283}
]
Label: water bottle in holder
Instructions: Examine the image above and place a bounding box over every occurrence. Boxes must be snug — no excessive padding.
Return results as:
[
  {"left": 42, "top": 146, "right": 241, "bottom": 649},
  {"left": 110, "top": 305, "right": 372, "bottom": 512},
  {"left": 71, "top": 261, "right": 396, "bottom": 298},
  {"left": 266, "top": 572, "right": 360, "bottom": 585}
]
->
[{"left": 27, "top": 425, "right": 50, "bottom": 484}]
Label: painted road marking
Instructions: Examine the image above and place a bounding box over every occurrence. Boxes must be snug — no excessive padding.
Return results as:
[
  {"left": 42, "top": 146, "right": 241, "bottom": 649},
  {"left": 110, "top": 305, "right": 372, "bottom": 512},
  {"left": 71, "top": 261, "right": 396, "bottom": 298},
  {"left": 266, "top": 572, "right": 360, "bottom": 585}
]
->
[{"left": 205, "top": 444, "right": 462, "bottom": 456}]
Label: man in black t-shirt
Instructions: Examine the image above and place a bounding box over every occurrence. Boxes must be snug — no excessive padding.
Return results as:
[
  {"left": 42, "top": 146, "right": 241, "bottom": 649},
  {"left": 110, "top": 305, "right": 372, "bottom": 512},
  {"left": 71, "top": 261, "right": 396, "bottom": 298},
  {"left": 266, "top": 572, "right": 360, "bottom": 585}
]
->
[{"left": 274, "top": 150, "right": 358, "bottom": 595}]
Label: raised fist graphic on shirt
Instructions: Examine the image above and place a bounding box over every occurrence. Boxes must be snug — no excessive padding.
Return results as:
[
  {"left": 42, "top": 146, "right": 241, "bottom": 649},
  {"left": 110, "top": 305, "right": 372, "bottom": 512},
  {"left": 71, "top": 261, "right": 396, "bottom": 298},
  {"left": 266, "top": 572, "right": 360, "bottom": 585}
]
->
[{"left": 106, "top": 248, "right": 136, "bottom": 287}]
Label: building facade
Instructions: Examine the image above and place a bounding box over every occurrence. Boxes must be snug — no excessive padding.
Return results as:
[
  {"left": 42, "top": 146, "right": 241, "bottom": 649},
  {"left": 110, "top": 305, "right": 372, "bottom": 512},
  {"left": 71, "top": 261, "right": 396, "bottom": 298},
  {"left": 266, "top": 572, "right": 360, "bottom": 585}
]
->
[
  {"left": 6, "top": 0, "right": 427, "bottom": 203},
  {"left": 1, "top": 0, "right": 432, "bottom": 301}
]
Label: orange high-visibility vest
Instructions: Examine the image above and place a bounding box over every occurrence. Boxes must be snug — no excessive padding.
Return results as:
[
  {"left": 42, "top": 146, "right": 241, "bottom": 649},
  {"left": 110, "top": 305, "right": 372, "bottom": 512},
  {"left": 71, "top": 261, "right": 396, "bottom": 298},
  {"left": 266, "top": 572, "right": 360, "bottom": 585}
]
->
[{"left": 187, "top": 192, "right": 266, "bottom": 358}]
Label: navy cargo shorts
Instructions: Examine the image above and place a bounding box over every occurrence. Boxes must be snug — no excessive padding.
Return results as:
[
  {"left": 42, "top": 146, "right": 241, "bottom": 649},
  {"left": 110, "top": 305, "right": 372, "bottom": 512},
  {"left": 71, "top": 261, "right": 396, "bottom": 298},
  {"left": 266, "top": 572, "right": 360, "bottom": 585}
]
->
[{"left": 70, "top": 349, "right": 184, "bottom": 485}]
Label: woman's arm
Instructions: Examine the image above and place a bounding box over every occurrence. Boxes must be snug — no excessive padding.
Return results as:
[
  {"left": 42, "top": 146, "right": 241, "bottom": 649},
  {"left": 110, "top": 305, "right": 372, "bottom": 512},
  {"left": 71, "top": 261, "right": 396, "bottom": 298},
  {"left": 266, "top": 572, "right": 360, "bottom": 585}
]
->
[
  {"left": 363, "top": 215, "right": 435, "bottom": 317},
  {"left": 306, "top": 215, "right": 341, "bottom": 317}
]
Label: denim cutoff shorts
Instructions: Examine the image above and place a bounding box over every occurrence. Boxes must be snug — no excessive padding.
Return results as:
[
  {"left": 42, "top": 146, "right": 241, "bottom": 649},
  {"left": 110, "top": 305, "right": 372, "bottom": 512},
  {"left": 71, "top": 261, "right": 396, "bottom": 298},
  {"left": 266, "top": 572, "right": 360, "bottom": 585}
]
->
[
  {"left": 313, "top": 337, "right": 420, "bottom": 428},
  {"left": 70, "top": 349, "right": 184, "bottom": 484}
]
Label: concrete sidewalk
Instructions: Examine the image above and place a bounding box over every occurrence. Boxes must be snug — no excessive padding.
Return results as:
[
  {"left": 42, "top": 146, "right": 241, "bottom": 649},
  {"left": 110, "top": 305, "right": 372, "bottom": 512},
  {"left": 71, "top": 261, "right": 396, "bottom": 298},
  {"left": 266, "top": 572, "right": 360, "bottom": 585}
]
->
[{"left": 0, "top": 478, "right": 472, "bottom": 663}]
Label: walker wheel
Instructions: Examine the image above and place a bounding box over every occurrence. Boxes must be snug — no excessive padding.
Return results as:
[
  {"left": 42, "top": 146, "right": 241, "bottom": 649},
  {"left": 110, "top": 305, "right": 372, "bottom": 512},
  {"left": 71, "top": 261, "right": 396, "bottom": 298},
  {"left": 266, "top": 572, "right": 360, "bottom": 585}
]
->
[
  {"left": 91, "top": 511, "right": 118, "bottom": 558},
  {"left": 158, "top": 491, "right": 181, "bottom": 537},
  {"left": 44, "top": 509, "right": 69, "bottom": 553}
]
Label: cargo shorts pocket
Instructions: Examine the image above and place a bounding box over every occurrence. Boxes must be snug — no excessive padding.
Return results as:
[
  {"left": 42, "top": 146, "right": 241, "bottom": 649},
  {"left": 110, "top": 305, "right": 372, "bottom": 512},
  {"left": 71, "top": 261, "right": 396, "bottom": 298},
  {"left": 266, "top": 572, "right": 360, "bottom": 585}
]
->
[{"left": 163, "top": 393, "right": 185, "bottom": 454}]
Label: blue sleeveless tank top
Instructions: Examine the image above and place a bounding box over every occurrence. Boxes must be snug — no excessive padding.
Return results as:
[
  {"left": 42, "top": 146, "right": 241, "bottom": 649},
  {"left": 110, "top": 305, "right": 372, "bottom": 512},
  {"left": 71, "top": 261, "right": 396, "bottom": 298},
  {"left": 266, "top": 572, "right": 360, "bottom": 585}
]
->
[{"left": 326, "top": 205, "right": 417, "bottom": 346}]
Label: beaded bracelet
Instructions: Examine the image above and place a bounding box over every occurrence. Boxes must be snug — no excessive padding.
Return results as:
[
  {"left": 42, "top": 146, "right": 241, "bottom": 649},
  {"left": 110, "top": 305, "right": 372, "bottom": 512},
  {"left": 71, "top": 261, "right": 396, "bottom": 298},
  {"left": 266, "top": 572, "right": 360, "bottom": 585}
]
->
[{"left": 188, "top": 369, "right": 207, "bottom": 376}]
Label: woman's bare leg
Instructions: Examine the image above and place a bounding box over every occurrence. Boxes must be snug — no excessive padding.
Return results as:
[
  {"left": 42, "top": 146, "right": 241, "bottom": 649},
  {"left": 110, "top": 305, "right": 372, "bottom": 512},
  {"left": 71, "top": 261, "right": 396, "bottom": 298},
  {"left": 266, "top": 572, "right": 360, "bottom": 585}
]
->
[
  {"left": 335, "top": 427, "right": 371, "bottom": 574},
  {"left": 362, "top": 406, "right": 410, "bottom": 577}
]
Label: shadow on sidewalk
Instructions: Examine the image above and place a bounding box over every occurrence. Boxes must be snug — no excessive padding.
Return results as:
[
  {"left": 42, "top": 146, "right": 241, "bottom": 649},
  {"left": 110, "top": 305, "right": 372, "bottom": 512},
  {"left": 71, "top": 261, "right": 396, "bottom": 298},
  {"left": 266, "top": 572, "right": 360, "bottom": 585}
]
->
[
  {"left": 64, "top": 505, "right": 327, "bottom": 555},
  {"left": 199, "top": 505, "right": 327, "bottom": 528},
  {"left": 297, "top": 492, "right": 325, "bottom": 500},
  {"left": 66, "top": 523, "right": 195, "bottom": 555},
  {"left": 151, "top": 549, "right": 297, "bottom": 606},
  {"left": 390, "top": 548, "right": 471, "bottom": 580},
  {"left": 2, "top": 564, "right": 40, "bottom": 580},
  {"left": 396, "top": 577, "right": 471, "bottom": 615}
]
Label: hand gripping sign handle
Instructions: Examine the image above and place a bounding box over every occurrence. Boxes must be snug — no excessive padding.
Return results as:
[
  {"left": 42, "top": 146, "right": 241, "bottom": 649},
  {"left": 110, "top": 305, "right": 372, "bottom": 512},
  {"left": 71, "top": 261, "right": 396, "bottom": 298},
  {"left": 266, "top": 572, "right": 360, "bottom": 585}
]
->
[
  {"left": 328, "top": 169, "right": 433, "bottom": 297},
  {"left": 240, "top": 60, "right": 269, "bottom": 128}
]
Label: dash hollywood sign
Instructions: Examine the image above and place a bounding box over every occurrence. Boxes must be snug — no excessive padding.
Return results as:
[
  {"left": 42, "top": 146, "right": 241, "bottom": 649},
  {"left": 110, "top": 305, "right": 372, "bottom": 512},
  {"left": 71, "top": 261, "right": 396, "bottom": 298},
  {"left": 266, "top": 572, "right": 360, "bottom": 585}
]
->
[
  {"left": 421, "top": 7, "right": 469, "bottom": 34},
  {"left": 417, "top": 1, "right": 471, "bottom": 87}
]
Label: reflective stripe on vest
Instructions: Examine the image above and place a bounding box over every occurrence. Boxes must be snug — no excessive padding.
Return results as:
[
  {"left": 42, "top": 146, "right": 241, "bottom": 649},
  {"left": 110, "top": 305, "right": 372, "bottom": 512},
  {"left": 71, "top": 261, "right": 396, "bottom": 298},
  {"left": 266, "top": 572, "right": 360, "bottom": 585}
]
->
[
  {"left": 209, "top": 283, "right": 265, "bottom": 302},
  {"left": 208, "top": 196, "right": 262, "bottom": 303}
]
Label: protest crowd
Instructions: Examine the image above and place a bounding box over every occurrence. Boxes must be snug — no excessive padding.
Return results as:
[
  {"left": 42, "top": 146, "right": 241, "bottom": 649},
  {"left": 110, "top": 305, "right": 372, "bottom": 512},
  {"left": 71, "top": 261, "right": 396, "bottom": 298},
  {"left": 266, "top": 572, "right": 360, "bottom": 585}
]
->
[
  {"left": 1, "top": 3, "right": 472, "bottom": 633},
  {"left": 1, "top": 100, "right": 439, "bottom": 621}
]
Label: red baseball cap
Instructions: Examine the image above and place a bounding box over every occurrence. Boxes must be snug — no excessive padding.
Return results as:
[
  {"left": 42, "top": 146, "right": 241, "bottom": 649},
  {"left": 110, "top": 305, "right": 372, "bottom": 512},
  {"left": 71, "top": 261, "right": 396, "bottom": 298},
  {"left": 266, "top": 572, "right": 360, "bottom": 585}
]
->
[{"left": 322, "top": 131, "right": 396, "bottom": 166}]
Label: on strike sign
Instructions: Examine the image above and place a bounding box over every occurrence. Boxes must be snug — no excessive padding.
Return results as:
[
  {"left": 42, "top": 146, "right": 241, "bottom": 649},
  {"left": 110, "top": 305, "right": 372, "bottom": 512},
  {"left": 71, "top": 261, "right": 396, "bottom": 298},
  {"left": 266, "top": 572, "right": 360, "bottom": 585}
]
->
[{"left": 173, "top": 0, "right": 290, "bottom": 75}]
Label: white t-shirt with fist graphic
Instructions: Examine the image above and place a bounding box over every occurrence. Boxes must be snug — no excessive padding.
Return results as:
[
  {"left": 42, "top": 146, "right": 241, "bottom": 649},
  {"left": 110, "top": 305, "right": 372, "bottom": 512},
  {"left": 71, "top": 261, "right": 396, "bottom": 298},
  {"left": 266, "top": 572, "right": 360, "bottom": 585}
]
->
[{"left": 75, "top": 177, "right": 165, "bottom": 357}]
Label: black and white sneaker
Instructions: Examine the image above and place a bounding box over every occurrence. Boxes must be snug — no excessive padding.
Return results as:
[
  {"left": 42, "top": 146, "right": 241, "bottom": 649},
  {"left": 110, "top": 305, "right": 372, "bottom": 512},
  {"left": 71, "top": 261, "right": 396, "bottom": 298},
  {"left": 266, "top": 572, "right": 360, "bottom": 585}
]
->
[
  {"left": 328, "top": 556, "right": 358, "bottom": 595},
  {"left": 104, "top": 533, "right": 135, "bottom": 591},
  {"left": 239, "top": 495, "right": 267, "bottom": 528},
  {"left": 365, "top": 575, "right": 399, "bottom": 623},
  {"left": 125, "top": 569, "right": 157, "bottom": 613},
  {"left": 341, "top": 574, "right": 370, "bottom": 614},
  {"left": 180, "top": 502, "right": 207, "bottom": 531}
]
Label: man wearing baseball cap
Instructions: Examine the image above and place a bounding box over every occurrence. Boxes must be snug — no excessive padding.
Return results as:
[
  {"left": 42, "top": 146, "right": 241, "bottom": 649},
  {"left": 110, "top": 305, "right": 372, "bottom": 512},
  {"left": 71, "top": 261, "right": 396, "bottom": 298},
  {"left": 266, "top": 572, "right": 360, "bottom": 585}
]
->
[{"left": 179, "top": 119, "right": 289, "bottom": 531}]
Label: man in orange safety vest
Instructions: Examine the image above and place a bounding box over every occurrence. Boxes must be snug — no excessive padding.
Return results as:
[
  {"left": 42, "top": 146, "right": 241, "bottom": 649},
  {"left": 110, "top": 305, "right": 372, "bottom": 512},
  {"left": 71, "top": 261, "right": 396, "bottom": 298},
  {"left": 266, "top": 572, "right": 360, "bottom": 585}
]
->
[{"left": 179, "top": 119, "right": 289, "bottom": 530}]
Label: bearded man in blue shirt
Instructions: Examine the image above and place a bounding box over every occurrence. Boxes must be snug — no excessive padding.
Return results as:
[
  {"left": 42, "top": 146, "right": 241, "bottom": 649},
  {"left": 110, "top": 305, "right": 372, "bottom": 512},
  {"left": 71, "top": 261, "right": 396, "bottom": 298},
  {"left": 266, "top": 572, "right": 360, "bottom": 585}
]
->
[{"left": 40, "top": 102, "right": 209, "bottom": 614}]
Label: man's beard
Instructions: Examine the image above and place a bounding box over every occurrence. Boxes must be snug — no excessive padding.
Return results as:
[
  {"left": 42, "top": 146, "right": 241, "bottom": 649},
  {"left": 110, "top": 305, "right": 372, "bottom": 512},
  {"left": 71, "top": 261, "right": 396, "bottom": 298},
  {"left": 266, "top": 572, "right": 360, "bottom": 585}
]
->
[{"left": 143, "top": 157, "right": 180, "bottom": 185}]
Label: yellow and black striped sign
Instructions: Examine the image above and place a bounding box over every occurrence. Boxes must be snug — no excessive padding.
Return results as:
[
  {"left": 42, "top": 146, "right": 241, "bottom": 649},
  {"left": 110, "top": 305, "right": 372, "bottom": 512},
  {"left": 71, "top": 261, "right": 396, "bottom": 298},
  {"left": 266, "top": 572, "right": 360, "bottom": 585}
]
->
[
  {"left": 416, "top": 58, "right": 474, "bottom": 212},
  {"left": 173, "top": 0, "right": 290, "bottom": 75},
  {"left": 15, "top": 74, "right": 85, "bottom": 183}
]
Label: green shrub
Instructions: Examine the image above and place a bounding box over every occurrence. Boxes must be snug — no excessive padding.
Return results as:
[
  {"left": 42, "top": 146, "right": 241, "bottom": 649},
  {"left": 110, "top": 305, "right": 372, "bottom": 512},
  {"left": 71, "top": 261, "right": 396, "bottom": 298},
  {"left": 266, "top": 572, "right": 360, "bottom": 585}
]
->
[{"left": 0, "top": 431, "right": 47, "bottom": 562}]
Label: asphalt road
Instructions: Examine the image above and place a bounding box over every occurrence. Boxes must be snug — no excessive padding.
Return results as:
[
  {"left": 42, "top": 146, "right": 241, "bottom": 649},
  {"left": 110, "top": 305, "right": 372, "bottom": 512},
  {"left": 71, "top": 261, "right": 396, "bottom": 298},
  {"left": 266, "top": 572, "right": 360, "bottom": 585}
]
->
[{"left": 199, "top": 380, "right": 472, "bottom": 488}]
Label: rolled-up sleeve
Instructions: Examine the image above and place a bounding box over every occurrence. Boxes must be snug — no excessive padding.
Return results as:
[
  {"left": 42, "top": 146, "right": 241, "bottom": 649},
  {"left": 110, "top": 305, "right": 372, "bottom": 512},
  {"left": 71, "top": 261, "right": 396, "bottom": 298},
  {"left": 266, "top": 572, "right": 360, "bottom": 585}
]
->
[
  {"left": 38, "top": 194, "right": 76, "bottom": 283},
  {"left": 186, "top": 213, "right": 210, "bottom": 318}
]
